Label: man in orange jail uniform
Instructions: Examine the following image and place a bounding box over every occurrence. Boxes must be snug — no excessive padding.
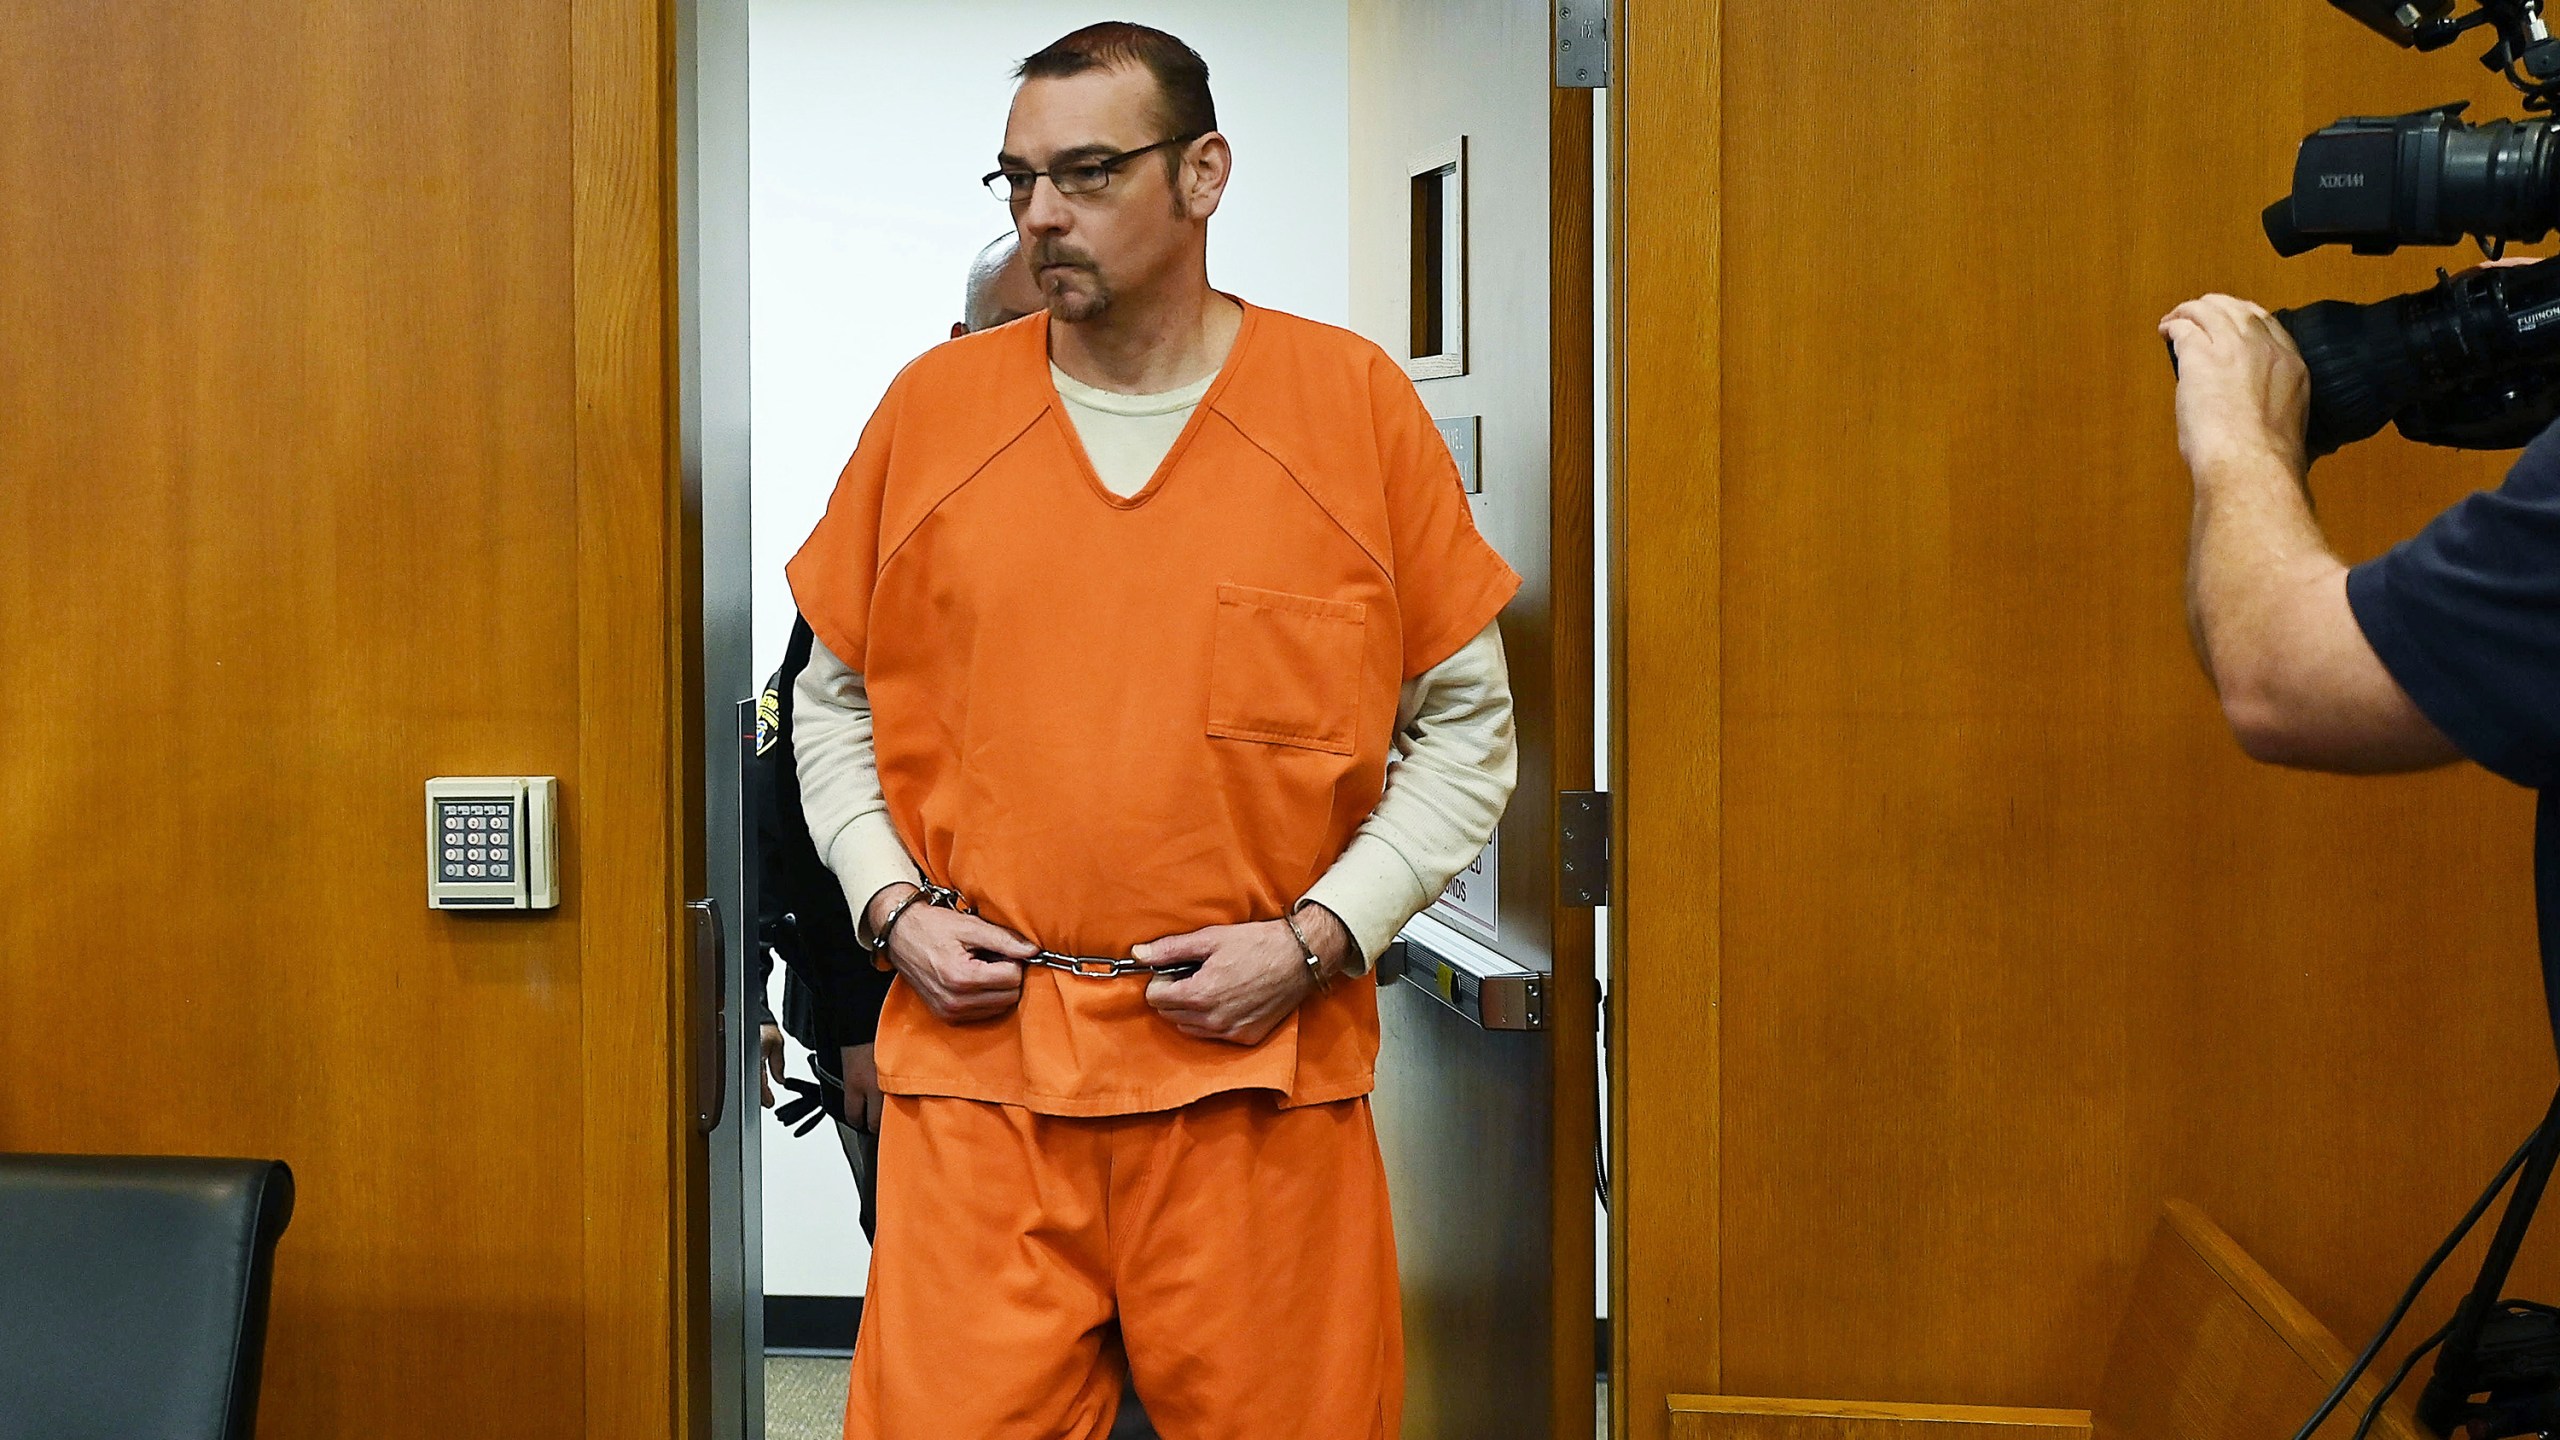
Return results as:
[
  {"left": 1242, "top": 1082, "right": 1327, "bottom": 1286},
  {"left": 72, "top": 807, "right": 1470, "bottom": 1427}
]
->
[{"left": 786, "top": 22, "right": 1520, "bottom": 1439}]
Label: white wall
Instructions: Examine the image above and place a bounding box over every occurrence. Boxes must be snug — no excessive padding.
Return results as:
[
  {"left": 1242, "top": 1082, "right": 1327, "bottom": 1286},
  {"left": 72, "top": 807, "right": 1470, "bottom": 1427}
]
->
[{"left": 750, "top": 0, "right": 1352, "bottom": 1300}]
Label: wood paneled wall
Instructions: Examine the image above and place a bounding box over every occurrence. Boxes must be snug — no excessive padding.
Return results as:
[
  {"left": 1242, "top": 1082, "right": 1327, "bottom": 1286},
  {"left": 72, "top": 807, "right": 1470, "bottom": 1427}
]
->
[
  {"left": 1614, "top": 3, "right": 2560, "bottom": 1435},
  {"left": 0, "top": 2, "right": 697, "bottom": 1435}
]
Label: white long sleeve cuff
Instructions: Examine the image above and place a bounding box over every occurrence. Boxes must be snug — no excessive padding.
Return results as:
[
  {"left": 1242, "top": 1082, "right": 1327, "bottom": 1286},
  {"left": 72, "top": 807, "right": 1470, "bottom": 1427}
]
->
[
  {"left": 790, "top": 637, "right": 923, "bottom": 931},
  {"left": 1301, "top": 620, "right": 1519, "bottom": 973}
]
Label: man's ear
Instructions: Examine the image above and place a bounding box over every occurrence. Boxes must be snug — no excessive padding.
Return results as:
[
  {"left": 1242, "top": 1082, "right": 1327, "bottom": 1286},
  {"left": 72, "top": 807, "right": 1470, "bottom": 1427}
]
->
[
  {"left": 950, "top": 321, "right": 969, "bottom": 339},
  {"left": 1183, "top": 133, "right": 1233, "bottom": 221}
]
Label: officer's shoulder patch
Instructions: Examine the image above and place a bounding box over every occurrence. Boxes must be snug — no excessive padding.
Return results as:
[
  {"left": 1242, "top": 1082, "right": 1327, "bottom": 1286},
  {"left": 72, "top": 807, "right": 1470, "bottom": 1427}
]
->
[{"left": 755, "top": 684, "right": 782, "bottom": 756}]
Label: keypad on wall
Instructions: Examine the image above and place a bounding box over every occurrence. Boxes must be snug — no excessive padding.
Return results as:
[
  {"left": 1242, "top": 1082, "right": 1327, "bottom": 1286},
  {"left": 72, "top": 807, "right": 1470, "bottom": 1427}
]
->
[
  {"left": 436, "top": 800, "right": 519, "bottom": 884},
  {"left": 424, "top": 777, "right": 559, "bottom": 910}
]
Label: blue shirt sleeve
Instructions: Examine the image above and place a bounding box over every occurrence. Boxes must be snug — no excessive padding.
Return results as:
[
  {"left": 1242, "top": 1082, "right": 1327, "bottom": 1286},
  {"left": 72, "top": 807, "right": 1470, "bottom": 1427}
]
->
[{"left": 2345, "top": 420, "right": 2560, "bottom": 791}]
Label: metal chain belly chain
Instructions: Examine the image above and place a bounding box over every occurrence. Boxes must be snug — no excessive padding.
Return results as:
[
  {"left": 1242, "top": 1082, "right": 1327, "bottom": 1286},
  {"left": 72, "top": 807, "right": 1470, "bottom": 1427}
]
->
[{"left": 915, "top": 883, "right": 1205, "bottom": 980}]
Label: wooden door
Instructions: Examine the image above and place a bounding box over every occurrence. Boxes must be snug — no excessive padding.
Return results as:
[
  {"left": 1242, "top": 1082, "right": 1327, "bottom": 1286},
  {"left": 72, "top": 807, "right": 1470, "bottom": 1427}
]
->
[
  {"left": 1613, "top": 3, "right": 2560, "bottom": 1437},
  {"left": 1351, "top": 2, "right": 1600, "bottom": 1435},
  {"left": 0, "top": 3, "right": 705, "bottom": 1436}
]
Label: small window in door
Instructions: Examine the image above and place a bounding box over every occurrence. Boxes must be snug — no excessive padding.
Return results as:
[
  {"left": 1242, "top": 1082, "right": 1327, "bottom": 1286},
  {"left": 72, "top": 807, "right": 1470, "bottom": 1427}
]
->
[{"left": 1406, "top": 136, "right": 1467, "bottom": 381}]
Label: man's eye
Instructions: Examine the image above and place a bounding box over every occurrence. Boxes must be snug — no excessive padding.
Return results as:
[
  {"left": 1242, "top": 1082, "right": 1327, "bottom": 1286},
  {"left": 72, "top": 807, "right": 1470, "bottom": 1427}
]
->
[{"left": 1061, "top": 164, "right": 1112, "bottom": 188}]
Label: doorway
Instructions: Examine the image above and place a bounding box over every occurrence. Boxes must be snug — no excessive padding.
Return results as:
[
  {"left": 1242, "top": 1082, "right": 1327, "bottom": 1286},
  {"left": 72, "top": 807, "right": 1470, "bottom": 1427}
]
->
[{"left": 711, "top": 4, "right": 1602, "bottom": 1435}]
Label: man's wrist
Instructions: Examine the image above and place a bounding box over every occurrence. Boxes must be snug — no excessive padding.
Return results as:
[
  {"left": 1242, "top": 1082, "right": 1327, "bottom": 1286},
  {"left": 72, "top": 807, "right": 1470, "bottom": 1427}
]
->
[
  {"left": 1290, "top": 901, "right": 1358, "bottom": 980},
  {"left": 862, "top": 882, "right": 920, "bottom": 943},
  {"left": 2191, "top": 438, "right": 2307, "bottom": 494}
]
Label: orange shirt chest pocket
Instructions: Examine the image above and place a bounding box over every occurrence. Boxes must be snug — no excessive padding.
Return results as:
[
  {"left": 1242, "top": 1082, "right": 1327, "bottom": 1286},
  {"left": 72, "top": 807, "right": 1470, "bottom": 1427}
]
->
[{"left": 1206, "top": 584, "right": 1370, "bottom": 756}]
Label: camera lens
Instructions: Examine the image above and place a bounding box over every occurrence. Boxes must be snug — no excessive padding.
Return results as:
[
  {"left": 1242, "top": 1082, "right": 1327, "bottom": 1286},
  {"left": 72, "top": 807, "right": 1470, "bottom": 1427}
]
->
[{"left": 2277, "top": 259, "right": 2560, "bottom": 455}]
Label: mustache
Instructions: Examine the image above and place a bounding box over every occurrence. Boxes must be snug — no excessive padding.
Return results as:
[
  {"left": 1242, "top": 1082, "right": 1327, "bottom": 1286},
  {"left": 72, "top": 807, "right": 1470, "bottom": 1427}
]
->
[{"left": 1031, "top": 243, "right": 1097, "bottom": 272}]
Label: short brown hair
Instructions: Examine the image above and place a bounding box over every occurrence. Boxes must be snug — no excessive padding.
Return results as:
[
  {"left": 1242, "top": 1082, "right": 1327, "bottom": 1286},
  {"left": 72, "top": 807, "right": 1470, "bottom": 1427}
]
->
[{"left": 1015, "top": 22, "right": 1217, "bottom": 144}]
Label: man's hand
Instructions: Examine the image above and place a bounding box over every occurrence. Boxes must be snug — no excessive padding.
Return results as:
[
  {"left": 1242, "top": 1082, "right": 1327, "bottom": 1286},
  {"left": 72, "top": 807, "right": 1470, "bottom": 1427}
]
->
[
  {"left": 865, "top": 883, "right": 1037, "bottom": 1024},
  {"left": 2159, "top": 294, "right": 2311, "bottom": 482},
  {"left": 838, "top": 1043, "right": 884, "bottom": 1132},
  {"left": 1137, "top": 907, "right": 1354, "bottom": 1047},
  {"left": 759, "top": 1023, "right": 787, "bottom": 1109}
]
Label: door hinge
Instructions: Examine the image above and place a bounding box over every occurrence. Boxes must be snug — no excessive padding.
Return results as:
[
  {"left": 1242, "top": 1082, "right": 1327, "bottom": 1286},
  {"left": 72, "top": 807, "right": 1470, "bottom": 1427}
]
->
[
  {"left": 1556, "top": 0, "right": 1611, "bottom": 88},
  {"left": 1559, "top": 790, "right": 1610, "bottom": 907}
]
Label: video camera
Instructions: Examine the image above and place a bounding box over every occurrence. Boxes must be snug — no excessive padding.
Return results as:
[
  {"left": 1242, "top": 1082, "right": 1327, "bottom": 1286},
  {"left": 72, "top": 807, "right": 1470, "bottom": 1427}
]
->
[{"left": 2262, "top": 1, "right": 2560, "bottom": 455}]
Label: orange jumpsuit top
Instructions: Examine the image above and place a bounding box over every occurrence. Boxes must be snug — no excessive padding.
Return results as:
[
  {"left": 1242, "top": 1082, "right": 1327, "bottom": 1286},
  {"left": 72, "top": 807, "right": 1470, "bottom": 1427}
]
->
[{"left": 785, "top": 301, "right": 1519, "bottom": 1117}]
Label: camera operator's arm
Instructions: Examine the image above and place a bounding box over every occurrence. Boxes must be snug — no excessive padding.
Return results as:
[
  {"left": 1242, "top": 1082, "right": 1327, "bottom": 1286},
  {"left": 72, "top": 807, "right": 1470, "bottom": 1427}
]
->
[{"left": 2162, "top": 294, "right": 2463, "bottom": 774}]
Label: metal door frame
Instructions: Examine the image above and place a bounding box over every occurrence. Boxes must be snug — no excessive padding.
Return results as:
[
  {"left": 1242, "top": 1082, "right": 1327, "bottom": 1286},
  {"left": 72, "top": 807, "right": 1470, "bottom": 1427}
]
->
[
  {"left": 673, "top": 7, "right": 1599, "bottom": 1437},
  {"left": 677, "top": 0, "right": 761, "bottom": 1433}
]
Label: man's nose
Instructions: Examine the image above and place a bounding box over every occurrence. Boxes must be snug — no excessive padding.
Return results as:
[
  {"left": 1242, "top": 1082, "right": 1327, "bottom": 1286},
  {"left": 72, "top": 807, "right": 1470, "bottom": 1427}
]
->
[{"left": 1019, "top": 176, "right": 1072, "bottom": 234}]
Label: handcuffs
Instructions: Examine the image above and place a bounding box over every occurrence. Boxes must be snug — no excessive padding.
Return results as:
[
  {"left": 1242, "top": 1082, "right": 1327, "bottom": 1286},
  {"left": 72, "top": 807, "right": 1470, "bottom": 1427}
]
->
[{"left": 867, "top": 881, "right": 1207, "bottom": 981}]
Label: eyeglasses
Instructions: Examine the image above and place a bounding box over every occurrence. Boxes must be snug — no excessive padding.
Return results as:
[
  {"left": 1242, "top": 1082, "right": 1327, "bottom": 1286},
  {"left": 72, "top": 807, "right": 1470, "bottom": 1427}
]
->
[{"left": 982, "top": 134, "right": 1205, "bottom": 204}]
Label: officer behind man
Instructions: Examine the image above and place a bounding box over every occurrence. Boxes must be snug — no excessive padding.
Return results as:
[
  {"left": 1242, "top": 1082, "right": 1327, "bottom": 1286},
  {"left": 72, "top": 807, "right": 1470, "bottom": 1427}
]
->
[
  {"left": 757, "top": 614, "right": 894, "bottom": 1229},
  {"left": 2161, "top": 288, "right": 2560, "bottom": 1021}
]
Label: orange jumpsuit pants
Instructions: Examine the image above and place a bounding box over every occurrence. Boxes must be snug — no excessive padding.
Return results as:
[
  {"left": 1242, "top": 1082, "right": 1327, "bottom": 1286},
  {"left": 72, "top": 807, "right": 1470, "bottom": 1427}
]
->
[{"left": 843, "top": 1090, "right": 1404, "bottom": 1439}]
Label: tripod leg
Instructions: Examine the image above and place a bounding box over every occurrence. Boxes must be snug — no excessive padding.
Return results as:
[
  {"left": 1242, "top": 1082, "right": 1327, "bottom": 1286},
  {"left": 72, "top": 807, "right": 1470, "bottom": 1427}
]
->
[{"left": 2418, "top": 1086, "right": 2560, "bottom": 1438}]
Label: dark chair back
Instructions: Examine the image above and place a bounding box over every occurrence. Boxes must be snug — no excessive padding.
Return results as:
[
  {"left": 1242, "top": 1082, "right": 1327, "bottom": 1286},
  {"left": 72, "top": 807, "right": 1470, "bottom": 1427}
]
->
[{"left": 0, "top": 1154, "right": 295, "bottom": 1440}]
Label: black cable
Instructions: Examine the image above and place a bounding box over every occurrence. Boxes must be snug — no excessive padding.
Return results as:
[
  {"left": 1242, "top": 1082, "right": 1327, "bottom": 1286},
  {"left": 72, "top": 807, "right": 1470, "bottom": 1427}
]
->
[
  {"left": 1596, "top": 1084, "right": 1611, "bottom": 1209},
  {"left": 2290, "top": 1120, "right": 2544, "bottom": 1440},
  {"left": 2350, "top": 1322, "right": 2453, "bottom": 1440},
  {"left": 1596, "top": 985, "right": 1612, "bottom": 1210}
]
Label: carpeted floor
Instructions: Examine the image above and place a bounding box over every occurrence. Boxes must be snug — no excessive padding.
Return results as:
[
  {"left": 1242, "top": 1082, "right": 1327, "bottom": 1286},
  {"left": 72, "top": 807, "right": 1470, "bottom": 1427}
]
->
[
  {"left": 762, "top": 1354, "right": 1610, "bottom": 1437},
  {"left": 765, "top": 1355, "right": 851, "bottom": 1440}
]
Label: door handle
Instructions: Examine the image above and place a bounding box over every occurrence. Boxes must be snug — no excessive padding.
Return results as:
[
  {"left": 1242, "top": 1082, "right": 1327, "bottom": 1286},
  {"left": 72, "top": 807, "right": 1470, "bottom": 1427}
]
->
[
  {"left": 1385, "top": 924, "right": 1548, "bottom": 1032},
  {"left": 689, "top": 898, "right": 726, "bottom": 1132}
]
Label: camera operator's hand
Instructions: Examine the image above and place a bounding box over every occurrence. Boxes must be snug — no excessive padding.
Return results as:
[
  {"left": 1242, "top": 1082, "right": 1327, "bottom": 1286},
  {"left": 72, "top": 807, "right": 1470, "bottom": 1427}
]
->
[
  {"left": 2161, "top": 294, "right": 2463, "bottom": 775},
  {"left": 864, "top": 883, "right": 1036, "bottom": 1024},
  {"left": 2159, "top": 294, "right": 2311, "bottom": 482}
]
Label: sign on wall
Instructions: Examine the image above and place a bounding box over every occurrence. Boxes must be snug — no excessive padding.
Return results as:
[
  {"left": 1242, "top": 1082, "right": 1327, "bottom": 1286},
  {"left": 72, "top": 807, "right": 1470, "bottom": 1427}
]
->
[{"left": 1432, "top": 831, "right": 1498, "bottom": 938}]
